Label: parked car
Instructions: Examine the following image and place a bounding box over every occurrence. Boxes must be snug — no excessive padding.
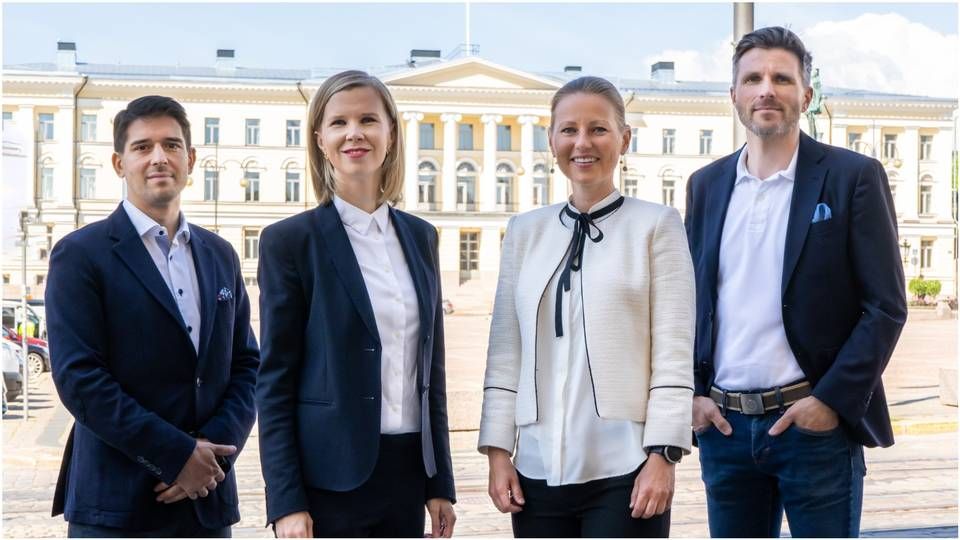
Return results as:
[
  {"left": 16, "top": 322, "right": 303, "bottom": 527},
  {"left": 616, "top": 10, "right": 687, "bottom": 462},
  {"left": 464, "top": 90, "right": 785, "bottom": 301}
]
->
[
  {"left": 26, "top": 299, "right": 46, "bottom": 323},
  {"left": 1, "top": 300, "right": 46, "bottom": 340},
  {"left": 1, "top": 326, "right": 50, "bottom": 377},
  {"left": 2, "top": 339, "right": 24, "bottom": 403}
]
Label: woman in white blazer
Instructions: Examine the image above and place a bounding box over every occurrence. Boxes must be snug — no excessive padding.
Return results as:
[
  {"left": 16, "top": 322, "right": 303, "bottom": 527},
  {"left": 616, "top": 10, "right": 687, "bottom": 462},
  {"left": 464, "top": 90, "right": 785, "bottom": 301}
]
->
[{"left": 478, "top": 76, "right": 695, "bottom": 538}]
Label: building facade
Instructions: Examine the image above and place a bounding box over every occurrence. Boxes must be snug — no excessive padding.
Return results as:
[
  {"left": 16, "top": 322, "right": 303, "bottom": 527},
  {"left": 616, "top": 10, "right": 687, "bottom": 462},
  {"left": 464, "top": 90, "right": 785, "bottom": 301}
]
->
[{"left": 3, "top": 44, "right": 957, "bottom": 311}]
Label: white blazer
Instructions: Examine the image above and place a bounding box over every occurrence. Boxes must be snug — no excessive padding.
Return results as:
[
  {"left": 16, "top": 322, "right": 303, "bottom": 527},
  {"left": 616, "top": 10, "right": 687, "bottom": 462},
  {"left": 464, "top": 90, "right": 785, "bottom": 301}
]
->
[{"left": 478, "top": 196, "right": 695, "bottom": 454}]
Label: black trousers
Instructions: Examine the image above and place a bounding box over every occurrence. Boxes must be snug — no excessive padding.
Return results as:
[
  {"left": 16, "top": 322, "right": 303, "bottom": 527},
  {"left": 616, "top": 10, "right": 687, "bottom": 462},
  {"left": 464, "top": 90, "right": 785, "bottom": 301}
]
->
[
  {"left": 67, "top": 500, "right": 230, "bottom": 538},
  {"left": 306, "top": 432, "right": 426, "bottom": 538},
  {"left": 512, "top": 467, "right": 671, "bottom": 538}
]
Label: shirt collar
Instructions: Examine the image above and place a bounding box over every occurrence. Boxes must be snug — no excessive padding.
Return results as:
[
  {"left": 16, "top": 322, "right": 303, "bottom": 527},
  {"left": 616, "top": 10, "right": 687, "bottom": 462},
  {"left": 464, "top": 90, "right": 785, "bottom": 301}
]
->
[
  {"left": 122, "top": 199, "right": 191, "bottom": 243},
  {"left": 735, "top": 143, "right": 800, "bottom": 185},
  {"left": 333, "top": 195, "right": 389, "bottom": 236},
  {"left": 565, "top": 188, "right": 623, "bottom": 216}
]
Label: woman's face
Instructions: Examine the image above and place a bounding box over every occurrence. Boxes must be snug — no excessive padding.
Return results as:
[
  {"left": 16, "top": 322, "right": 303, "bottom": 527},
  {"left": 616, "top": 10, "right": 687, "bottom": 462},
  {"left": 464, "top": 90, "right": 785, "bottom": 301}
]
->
[
  {"left": 316, "top": 86, "right": 394, "bottom": 186},
  {"left": 549, "top": 92, "right": 630, "bottom": 191}
]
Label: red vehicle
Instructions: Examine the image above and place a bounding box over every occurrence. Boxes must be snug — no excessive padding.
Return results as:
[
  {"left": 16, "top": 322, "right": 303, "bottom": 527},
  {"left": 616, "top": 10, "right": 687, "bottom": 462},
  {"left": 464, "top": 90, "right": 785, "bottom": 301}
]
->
[{"left": 1, "top": 326, "right": 50, "bottom": 377}]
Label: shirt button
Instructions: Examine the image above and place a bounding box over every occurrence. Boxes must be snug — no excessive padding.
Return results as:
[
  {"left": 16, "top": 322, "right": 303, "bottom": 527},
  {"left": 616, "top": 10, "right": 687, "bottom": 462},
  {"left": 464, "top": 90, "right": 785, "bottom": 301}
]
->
[
  {"left": 178, "top": 289, "right": 183, "bottom": 296},
  {"left": 187, "top": 326, "right": 193, "bottom": 332}
]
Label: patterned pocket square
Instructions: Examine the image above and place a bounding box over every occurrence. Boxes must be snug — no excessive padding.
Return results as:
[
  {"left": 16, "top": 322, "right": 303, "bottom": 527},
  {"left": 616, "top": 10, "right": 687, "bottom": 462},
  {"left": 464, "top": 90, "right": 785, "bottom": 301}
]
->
[
  {"left": 812, "top": 202, "right": 832, "bottom": 223},
  {"left": 217, "top": 287, "right": 234, "bottom": 302}
]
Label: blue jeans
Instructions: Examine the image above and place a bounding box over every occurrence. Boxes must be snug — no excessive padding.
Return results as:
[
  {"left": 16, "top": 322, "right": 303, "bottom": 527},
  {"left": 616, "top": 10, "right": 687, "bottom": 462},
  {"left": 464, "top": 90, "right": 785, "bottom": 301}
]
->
[{"left": 696, "top": 410, "right": 866, "bottom": 538}]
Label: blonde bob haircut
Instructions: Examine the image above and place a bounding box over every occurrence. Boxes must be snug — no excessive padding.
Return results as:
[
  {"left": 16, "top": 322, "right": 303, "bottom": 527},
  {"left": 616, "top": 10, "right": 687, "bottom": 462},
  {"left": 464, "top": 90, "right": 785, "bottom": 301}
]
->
[{"left": 307, "top": 70, "right": 404, "bottom": 206}]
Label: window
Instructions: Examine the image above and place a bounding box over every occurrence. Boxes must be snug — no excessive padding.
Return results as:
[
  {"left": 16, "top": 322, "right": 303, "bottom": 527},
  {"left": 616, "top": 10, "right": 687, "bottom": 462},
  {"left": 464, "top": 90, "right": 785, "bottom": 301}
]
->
[
  {"left": 459, "top": 230, "right": 479, "bottom": 281},
  {"left": 920, "top": 239, "right": 933, "bottom": 269},
  {"left": 532, "top": 163, "right": 549, "bottom": 206},
  {"left": 245, "top": 119, "right": 260, "bottom": 145},
  {"left": 419, "top": 123, "right": 435, "bottom": 150},
  {"left": 699, "top": 130, "right": 713, "bottom": 155},
  {"left": 35, "top": 274, "right": 46, "bottom": 286},
  {"left": 622, "top": 172, "right": 639, "bottom": 198},
  {"left": 243, "top": 276, "right": 258, "bottom": 287},
  {"left": 920, "top": 135, "right": 933, "bottom": 161},
  {"left": 495, "top": 163, "right": 515, "bottom": 210},
  {"left": 2, "top": 274, "right": 9, "bottom": 285},
  {"left": 497, "top": 125, "right": 512, "bottom": 151},
  {"left": 286, "top": 120, "right": 301, "bottom": 147},
  {"left": 662, "top": 129, "right": 675, "bottom": 155},
  {"left": 79, "top": 168, "right": 96, "bottom": 199},
  {"left": 40, "top": 167, "right": 54, "bottom": 200},
  {"left": 80, "top": 114, "right": 96, "bottom": 142},
  {"left": 204, "top": 169, "right": 218, "bottom": 201},
  {"left": 417, "top": 161, "right": 437, "bottom": 209},
  {"left": 883, "top": 134, "right": 897, "bottom": 160},
  {"left": 285, "top": 171, "right": 300, "bottom": 202},
  {"left": 455, "top": 162, "right": 477, "bottom": 210},
  {"left": 662, "top": 178, "right": 675, "bottom": 207},
  {"left": 39, "top": 113, "right": 54, "bottom": 141},
  {"left": 628, "top": 127, "right": 639, "bottom": 153},
  {"left": 919, "top": 177, "right": 933, "bottom": 215},
  {"left": 244, "top": 171, "right": 260, "bottom": 202},
  {"left": 847, "top": 132, "right": 862, "bottom": 151},
  {"left": 243, "top": 229, "right": 260, "bottom": 260},
  {"left": 458, "top": 124, "right": 474, "bottom": 150},
  {"left": 2, "top": 111, "right": 11, "bottom": 130},
  {"left": 534, "top": 126, "right": 548, "bottom": 152},
  {"left": 205, "top": 118, "right": 220, "bottom": 145}
]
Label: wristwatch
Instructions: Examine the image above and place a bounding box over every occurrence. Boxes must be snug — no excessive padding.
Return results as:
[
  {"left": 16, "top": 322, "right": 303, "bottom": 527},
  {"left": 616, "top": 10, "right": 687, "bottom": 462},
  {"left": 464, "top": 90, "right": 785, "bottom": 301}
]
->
[{"left": 646, "top": 445, "right": 683, "bottom": 464}]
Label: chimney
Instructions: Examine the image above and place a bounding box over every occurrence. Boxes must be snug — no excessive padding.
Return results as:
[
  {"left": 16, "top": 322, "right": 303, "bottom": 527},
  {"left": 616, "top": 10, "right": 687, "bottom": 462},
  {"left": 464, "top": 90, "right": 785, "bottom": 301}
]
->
[
  {"left": 564, "top": 65, "right": 582, "bottom": 74},
  {"left": 57, "top": 41, "right": 77, "bottom": 71},
  {"left": 408, "top": 49, "right": 442, "bottom": 67},
  {"left": 216, "top": 49, "right": 236, "bottom": 74},
  {"left": 651, "top": 61, "right": 675, "bottom": 83}
]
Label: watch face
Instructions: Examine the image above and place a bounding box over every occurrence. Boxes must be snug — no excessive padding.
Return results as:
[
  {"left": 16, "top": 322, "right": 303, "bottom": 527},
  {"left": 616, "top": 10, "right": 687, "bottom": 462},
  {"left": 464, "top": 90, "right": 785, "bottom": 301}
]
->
[{"left": 665, "top": 446, "right": 683, "bottom": 463}]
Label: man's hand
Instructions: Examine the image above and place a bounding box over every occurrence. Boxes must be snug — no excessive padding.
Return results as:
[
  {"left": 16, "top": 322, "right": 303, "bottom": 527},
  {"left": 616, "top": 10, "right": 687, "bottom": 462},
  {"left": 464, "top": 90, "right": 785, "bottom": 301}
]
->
[
  {"left": 275, "top": 511, "right": 313, "bottom": 538},
  {"left": 154, "top": 481, "right": 194, "bottom": 504},
  {"left": 486, "top": 447, "right": 525, "bottom": 513},
  {"left": 768, "top": 396, "right": 839, "bottom": 436},
  {"left": 630, "top": 454, "right": 676, "bottom": 519},
  {"left": 172, "top": 440, "right": 234, "bottom": 499},
  {"left": 693, "top": 396, "right": 732, "bottom": 435},
  {"left": 426, "top": 498, "right": 456, "bottom": 538}
]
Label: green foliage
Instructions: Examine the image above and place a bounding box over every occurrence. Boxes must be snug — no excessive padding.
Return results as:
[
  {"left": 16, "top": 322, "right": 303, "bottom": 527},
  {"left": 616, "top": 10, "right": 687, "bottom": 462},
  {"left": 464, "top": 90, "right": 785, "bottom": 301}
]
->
[{"left": 908, "top": 277, "right": 942, "bottom": 302}]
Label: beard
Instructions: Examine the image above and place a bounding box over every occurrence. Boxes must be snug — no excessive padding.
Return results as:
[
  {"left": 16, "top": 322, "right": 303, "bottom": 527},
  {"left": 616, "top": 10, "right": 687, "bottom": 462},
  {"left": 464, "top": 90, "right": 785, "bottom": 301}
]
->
[{"left": 736, "top": 101, "right": 799, "bottom": 138}]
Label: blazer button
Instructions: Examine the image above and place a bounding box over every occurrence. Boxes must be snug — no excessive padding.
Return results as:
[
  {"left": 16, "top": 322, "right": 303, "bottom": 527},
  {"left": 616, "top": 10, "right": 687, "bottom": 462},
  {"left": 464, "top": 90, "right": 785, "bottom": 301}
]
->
[{"left": 196, "top": 377, "right": 202, "bottom": 387}]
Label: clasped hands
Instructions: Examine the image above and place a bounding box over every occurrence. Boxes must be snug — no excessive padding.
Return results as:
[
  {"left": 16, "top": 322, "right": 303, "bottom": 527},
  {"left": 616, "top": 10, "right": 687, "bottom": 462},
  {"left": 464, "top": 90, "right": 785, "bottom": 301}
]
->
[{"left": 154, "top": 439, "right": 237, "bottom": 504}]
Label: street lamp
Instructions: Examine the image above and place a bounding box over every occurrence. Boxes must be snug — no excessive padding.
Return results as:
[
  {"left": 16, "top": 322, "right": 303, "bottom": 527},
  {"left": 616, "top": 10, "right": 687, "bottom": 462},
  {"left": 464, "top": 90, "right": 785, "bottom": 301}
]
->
[{"left": 899, "top": 239, "right": 911, "bottom": 264}]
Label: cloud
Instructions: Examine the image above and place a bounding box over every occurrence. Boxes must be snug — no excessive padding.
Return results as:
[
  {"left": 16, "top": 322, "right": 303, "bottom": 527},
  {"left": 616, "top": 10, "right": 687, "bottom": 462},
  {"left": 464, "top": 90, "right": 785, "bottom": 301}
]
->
[{"left": 643, "top": 13, "right": 958, "bottom": 98}]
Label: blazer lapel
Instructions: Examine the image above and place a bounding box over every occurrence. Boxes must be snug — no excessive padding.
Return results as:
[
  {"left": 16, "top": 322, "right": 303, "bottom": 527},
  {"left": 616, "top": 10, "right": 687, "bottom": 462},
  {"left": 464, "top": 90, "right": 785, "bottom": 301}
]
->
[
  {"left": 108, "top": 206, "right": 186, "bottom": 331},
  {"left": 189, "top": 228, "right": 218, "bottom": 362},
  {"left": 390, "top": 209, "right": 433, "bottom": 389},
  {"left": 313, "top": 203, "right": 380, "bottom": 342},
  {"left": 705, "top": 148, "right": 741, "bottom": 302},
  {"left": 782, "top": 133, "right": 827, "bottom": 296}
]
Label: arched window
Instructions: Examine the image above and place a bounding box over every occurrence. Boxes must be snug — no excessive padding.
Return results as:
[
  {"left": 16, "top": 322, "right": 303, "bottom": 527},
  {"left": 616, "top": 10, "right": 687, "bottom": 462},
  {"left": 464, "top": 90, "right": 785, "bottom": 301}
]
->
[
  {"left": 660, "top": 168, "right": 679, "bottom": 207},
  {"left": 456, "top": 162, "right": 477, "bottom": 211},
  {"left": 622, "top": 168, "right": 640, "bottom": 198},
  {"left": 418, "top": 160, "right": 438, "bottom": 210},
  {"left": 532, "top": 163, "right": 550, "bottom": 206},
  {"left": 919, "top": 174, "right": 934, "bottom": 215},
  {"left": 495, "top": 162, "right": 515, "bottom": 211}
]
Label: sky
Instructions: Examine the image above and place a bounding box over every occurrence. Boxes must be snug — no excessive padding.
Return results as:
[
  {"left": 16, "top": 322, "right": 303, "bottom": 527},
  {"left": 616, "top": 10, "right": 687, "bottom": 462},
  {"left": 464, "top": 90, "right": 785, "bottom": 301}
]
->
[{"left": 2, "top": 1, "right": 958, "bottom": 98}]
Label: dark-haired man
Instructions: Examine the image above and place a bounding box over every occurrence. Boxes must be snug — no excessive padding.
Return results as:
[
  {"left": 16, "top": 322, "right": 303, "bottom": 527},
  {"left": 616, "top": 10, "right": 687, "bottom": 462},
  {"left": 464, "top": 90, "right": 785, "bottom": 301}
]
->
[
  {"left": 685, "top": 27, "right": 906, "bottom": 537},
  {"left": 46, "top": 95, "right": 259, "bottom": 537}
]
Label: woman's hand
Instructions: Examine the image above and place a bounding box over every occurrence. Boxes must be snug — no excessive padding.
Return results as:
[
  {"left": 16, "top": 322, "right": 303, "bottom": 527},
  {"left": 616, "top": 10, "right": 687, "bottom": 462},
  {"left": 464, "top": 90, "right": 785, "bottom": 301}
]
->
[
  {"left": 629, "top": 454, "right": 675, "bottom": 519},
  {"left": 275, "top": 510, "right": 313, "bottom": 538},
  {"left": 486, "top": 447, "right": 525, "bottom": 513},
  {"left": 425, "top": 498, "right": 456, "bottom": 537}
]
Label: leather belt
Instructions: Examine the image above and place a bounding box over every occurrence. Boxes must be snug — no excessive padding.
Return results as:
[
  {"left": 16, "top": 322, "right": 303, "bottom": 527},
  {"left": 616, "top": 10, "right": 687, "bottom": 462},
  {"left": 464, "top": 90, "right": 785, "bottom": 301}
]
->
[{"left": 709, "top": 381, "right": 811, "bottom": 415}]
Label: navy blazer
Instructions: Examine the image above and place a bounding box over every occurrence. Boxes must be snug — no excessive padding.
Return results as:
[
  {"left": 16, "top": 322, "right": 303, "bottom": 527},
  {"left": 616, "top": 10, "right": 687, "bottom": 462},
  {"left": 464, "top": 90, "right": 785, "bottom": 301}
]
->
[
  {"left": 46, "top": 204, "right": 259, "bottom": 529},
  {"left": 255, "top": 202, "right": 455, "bottom": 524},
  {"left": 685, "top": 133, "right": 907, "bottom": 448}
]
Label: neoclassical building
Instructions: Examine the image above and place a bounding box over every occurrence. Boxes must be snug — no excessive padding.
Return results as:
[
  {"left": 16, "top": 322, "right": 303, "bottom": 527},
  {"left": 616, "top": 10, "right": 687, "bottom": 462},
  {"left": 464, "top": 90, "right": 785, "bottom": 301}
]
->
[{"left": 3, "top": 43, "right": 957, "bottom": 311}]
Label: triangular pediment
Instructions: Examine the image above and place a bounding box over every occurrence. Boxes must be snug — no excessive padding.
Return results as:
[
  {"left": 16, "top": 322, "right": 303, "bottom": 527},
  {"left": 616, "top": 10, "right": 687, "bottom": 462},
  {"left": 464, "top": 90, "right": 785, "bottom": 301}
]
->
[{"left": 381, "top": 57, "right": 562, "bottom": 91}]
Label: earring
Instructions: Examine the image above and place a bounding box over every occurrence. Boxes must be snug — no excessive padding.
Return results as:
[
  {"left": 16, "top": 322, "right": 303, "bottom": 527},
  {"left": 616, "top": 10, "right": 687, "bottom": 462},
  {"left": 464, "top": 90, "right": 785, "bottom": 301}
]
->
[
  {"left": 620, "top": 157, "right": 627, "bottom": 172},
  {"left": 550, "top": 156, "right": 556, "bottom": 174}
]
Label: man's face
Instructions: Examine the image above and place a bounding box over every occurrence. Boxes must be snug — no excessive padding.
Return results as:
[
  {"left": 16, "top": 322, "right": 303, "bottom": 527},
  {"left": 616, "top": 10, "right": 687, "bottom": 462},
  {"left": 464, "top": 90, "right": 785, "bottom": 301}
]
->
[
  {"left": 731, "top": 47, "right": 813, "bottom": 139},
  {"left": 112, "top": 115, "right": 195, "bottom": 211}
]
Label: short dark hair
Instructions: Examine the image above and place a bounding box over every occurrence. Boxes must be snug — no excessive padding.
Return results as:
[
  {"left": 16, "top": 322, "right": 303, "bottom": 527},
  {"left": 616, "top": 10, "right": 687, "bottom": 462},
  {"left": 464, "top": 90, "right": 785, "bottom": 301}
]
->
[
  {"left": 113, "top": 95, "right": 191, "bottom": 153},
  {"left": 732, "top": 26, "right": 813, "bottom": 86}
]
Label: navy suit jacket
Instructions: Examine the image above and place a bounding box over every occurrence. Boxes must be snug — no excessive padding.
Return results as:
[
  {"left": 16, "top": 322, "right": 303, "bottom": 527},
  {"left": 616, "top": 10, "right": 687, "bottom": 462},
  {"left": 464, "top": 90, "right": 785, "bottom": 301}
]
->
[
  {"left": 685, "top": 133, "right": 907, "bottom": 448},
  {"left": 255, "top": 202, "right": 456, "bottom": 524},
  {"left": 46, "top": 204, "right": 259, "bottom": 529}
]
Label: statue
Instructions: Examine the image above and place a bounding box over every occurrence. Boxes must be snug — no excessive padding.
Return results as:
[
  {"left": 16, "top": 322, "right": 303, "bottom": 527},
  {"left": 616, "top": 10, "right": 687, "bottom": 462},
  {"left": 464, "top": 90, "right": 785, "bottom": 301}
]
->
[{"left": 805, "top": 68, "right": 824, "bottom": 139}]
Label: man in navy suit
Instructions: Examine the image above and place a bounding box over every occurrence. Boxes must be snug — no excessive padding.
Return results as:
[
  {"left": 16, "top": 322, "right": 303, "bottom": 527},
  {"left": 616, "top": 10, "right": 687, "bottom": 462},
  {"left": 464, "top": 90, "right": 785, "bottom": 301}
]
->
[
  {"left": 46, "top": 95, "right": 259, "bottom": 537},
  {"left": 684, "top": 27, "right": 907, "bottom": 537}
]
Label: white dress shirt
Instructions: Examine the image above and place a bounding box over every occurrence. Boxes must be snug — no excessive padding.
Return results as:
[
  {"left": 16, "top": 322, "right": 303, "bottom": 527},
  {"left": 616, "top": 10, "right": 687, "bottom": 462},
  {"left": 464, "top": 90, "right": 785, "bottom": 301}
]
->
[
  {"left": 515, "top": 190, "right": 647, "bottom": 486},
  {"left": 334, "top": 196, "right": 421, "bottom": 434},
  {"left": 714, "top": 145, "right": 806, "bottom": 390},
  {"left": 122, "top": 199, "right": 201, "bottom": 353}
]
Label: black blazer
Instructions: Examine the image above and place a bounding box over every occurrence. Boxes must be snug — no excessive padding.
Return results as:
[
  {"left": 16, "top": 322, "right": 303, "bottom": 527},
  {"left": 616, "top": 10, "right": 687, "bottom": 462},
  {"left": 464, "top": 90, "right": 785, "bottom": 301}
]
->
[
  {"left": 46, "top": 204, "right": 259, "bottom": 529},
  {"left": 255, "top": 201, "right": 455, "bottom": 524},
  {"left": 685, "top": 133, "right": 907, "bottom": 448}
]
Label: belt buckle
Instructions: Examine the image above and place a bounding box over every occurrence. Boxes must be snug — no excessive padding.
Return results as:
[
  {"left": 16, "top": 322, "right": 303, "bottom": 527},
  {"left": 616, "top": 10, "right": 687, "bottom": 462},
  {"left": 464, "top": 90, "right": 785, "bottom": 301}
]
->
[{"left": 739, "top": 393, "right": 765, "bottom": 415}]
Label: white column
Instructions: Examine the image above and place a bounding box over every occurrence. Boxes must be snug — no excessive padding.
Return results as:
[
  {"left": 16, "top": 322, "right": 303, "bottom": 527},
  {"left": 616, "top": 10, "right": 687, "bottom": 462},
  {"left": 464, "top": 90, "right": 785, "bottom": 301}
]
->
[
  {"left": 480, "top": 114, "right": 501, "bottom": 212},
  {"left": 900, "top": 128, "right": 919, "bottom": 219},
  {"left": 440, "top": 113, "right": 461, "bottom": 212},
  {"left": 53, "top": 106, "right": 76, "bottom": 207},
  {"left": 14, "top": 105, "right": 37, "bottom": 206},
  {"left": 551, "top": 162, "right": 569, "bottom": 204},
  {"left": 517, "top": 115, "right": 539, "bottom": 212},
  {"left": 402, "top": 112, "right": 423, "bottom": 211}
]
